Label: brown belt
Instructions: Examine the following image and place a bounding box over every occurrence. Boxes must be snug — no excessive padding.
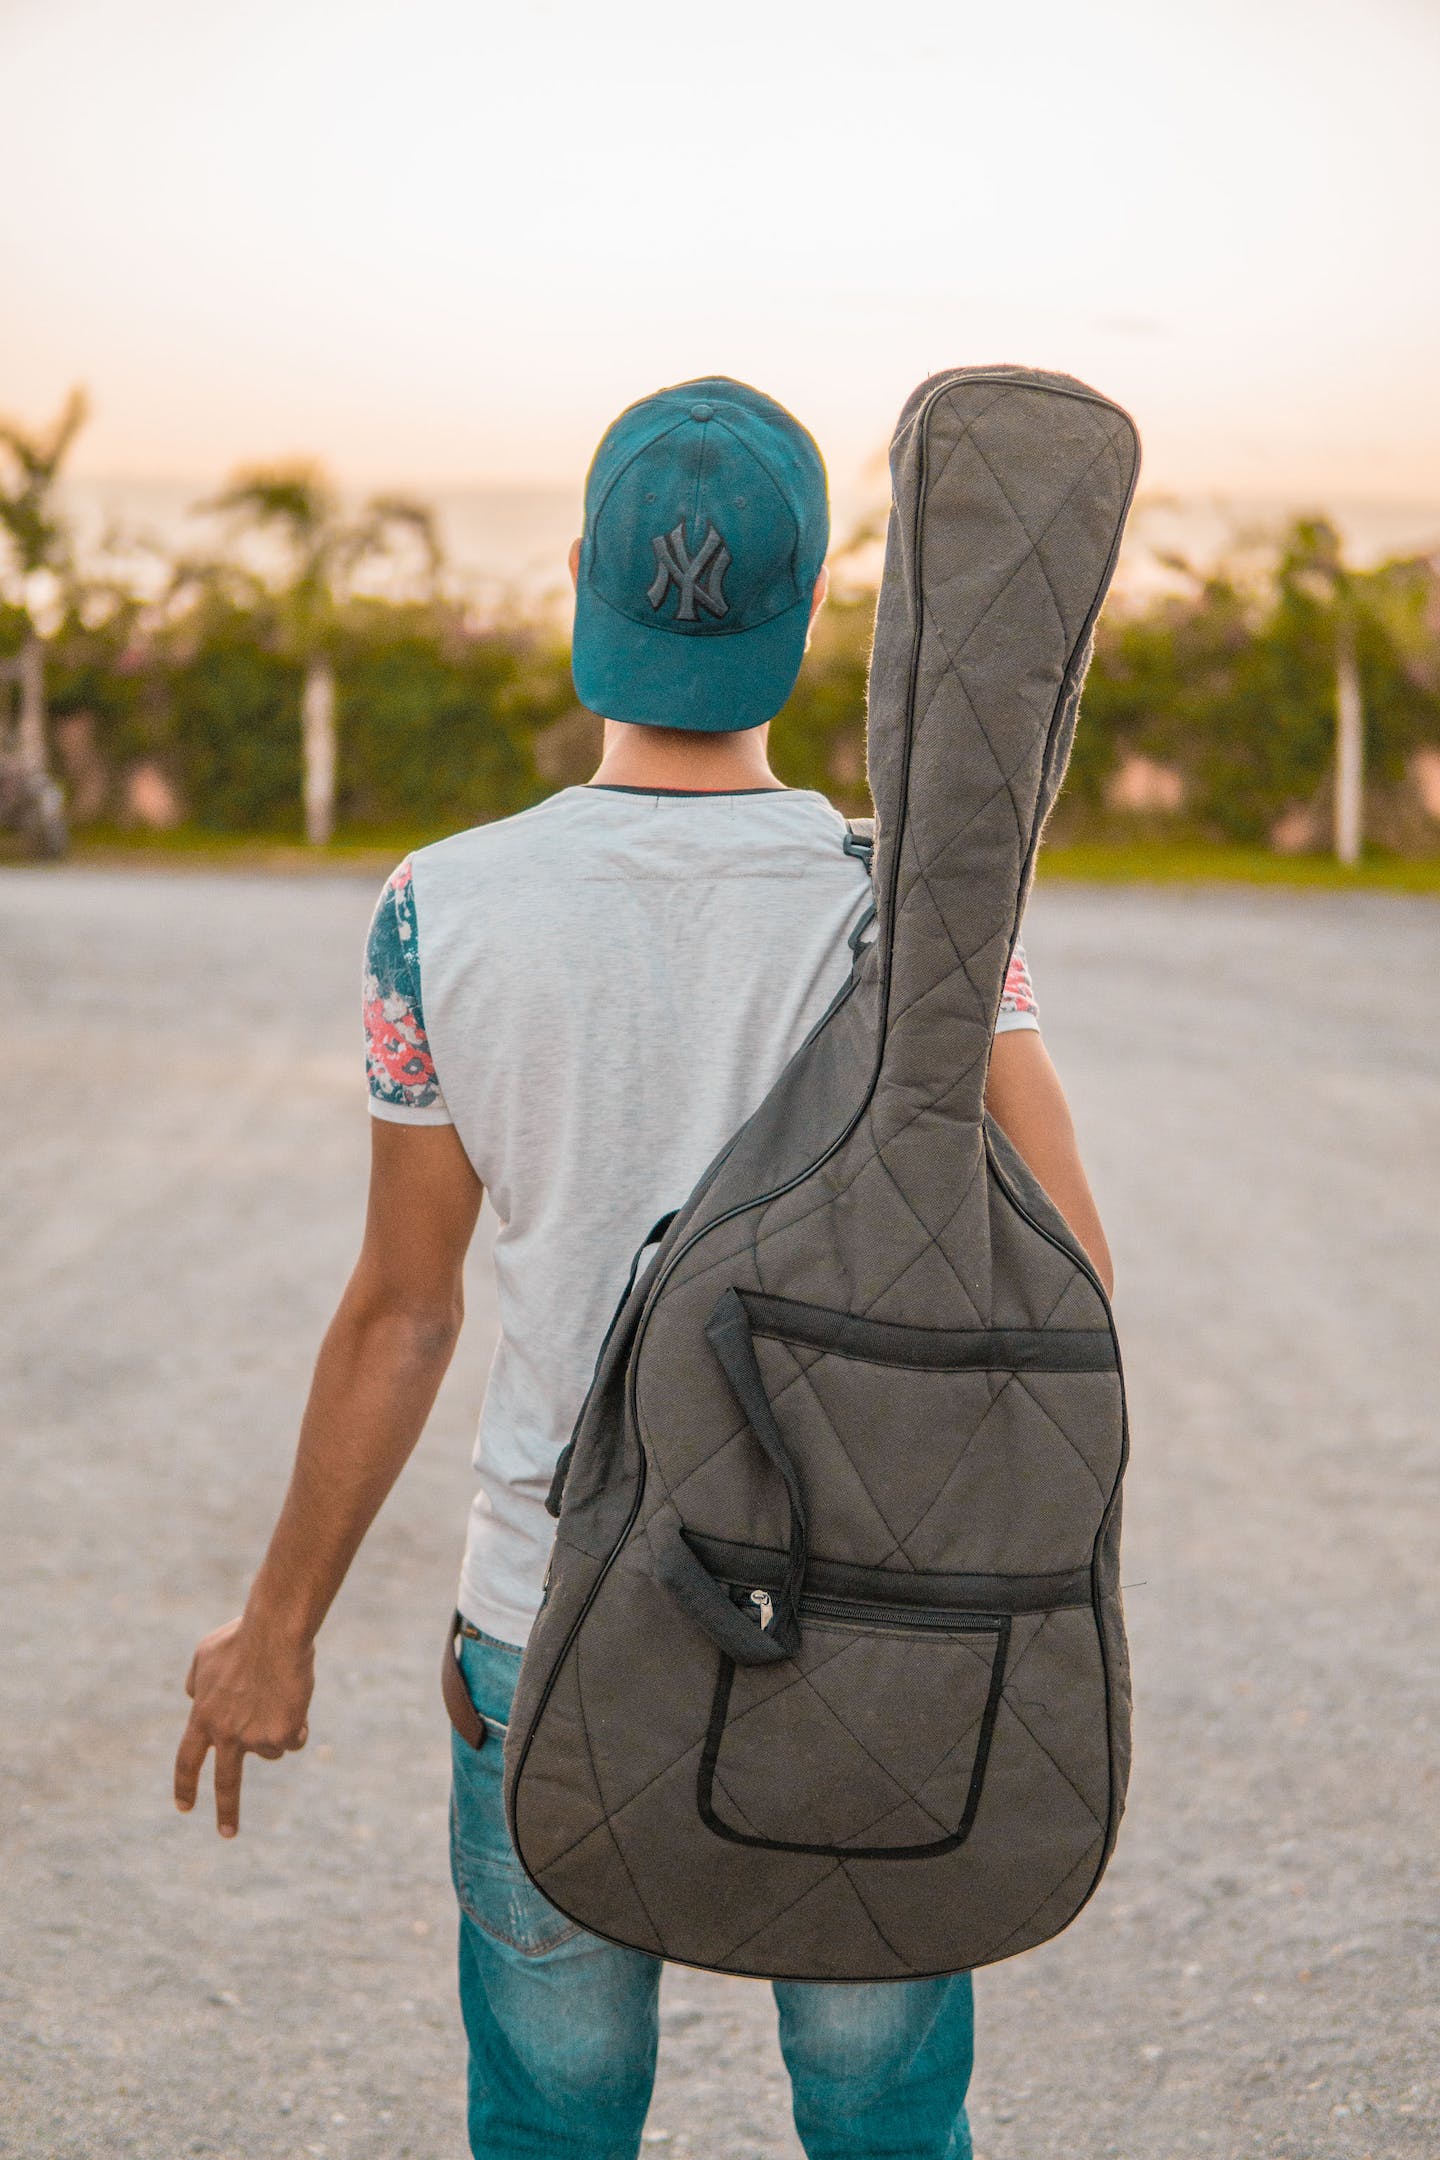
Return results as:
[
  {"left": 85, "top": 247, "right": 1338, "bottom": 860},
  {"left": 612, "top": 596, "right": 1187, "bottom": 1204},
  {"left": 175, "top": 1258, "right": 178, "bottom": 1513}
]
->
[{"left": 442, "top": 1610, "right": 488, "bottom": 1751}]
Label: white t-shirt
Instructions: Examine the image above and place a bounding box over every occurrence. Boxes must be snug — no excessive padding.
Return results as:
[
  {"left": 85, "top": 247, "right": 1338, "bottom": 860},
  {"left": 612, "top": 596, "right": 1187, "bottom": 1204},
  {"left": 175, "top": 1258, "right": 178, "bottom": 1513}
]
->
[{"left": 364, "top": 784, "right": 1040, "bottom": 1647}]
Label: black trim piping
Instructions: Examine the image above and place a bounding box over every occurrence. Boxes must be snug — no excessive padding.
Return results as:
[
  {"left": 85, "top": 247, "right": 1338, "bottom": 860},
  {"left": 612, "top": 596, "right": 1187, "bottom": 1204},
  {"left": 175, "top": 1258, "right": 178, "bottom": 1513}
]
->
[
  {"left": 682, "top": 1531, "right": 1091, "bottom": 1615},
  {"left": 982, "top": 1120, "right": 1132, "bottom": 1925},
  {"left": 742, "top": 1290, "right": 1117, "bottom": 1373}
]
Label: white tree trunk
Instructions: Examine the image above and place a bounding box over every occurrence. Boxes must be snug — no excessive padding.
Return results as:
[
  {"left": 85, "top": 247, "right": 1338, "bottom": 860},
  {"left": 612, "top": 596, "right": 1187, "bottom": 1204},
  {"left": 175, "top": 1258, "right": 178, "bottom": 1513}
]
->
[
  {"left": 302, "top": 658, "right": 336, "bottom": 847},
  {"left": 1334, "top": 615, "right": 1363, "bottom": 867},
  {"left": 17, "top": 632, "right": 47, "bottom": 779}
]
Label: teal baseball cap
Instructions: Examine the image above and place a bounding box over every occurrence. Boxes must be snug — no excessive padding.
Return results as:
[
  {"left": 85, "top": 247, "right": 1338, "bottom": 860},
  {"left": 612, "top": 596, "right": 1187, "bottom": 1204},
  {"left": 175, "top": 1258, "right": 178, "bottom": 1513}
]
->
[{"left": 571, "top": 375, "right": 829, "bottom": 734}]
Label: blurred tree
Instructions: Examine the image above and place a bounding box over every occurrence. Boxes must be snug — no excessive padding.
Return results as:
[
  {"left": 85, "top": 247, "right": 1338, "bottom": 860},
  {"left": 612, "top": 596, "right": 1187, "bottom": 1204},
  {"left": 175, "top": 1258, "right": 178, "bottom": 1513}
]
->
[
  {"left": 203, "top": 464, "right": 442, "bottom": 843},
  {"left": 336, "top": 602, "right": 567, "bottom": 833},
  {"left": 770, "top": 590, "right": 874, "bottom": 810},
  {"left": 0, "top": 387, "right": 88, "bottom": 795},
  {"left": 1280, "top": 517, "right": 1366, "bottom": 861},
  {"left": 1070, "top": 520, "right": 1439, "bottom": 849}
]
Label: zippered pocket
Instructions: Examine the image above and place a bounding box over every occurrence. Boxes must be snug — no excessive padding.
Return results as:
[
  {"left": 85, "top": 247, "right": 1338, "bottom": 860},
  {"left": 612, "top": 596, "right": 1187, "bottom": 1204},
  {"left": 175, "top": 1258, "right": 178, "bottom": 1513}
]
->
[
  {"left": 698, "top": 1579, "right": 1011, "bottom": 1860},
  {"left": 734, "top": 1583, "right": 1006, "bottom": 1638}
]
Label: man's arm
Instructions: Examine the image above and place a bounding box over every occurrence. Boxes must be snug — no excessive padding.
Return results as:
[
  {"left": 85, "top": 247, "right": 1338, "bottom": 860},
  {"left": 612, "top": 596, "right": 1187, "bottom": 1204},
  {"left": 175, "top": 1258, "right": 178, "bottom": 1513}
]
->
[
  {"left": 174, "top": 1121, "right": 483, "bottom": 1837},
  {"left": 983, "top": 1030, "right": 1114, "bottom": 1297}
]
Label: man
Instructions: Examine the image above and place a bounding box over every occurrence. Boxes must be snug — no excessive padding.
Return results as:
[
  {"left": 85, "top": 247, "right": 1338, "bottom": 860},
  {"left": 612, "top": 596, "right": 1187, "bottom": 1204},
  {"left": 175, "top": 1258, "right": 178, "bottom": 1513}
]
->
[{"left": 175, "top": 377, "right": 1113, "bottom": 2160}]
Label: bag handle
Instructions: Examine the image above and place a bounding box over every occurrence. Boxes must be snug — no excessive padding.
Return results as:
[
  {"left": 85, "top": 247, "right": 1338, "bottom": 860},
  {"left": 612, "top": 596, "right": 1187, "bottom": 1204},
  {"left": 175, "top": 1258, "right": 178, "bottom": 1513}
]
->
[{"left": 650, "top": 1516, "right": 793, "bottom": 1666}]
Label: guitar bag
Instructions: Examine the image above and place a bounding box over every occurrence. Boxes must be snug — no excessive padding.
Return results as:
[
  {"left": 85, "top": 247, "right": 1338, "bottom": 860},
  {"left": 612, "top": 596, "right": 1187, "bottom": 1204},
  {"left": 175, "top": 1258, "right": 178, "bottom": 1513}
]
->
[{"left": 504, "top": 365, "right": 1141, "bottom": 1981}]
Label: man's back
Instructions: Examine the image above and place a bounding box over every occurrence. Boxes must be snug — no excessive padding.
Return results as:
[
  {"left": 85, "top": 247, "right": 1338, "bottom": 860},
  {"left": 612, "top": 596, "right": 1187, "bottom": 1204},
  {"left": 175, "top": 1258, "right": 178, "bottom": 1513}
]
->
[{"left": 367, "top": 782, "right": 873, "bottom": 1643}]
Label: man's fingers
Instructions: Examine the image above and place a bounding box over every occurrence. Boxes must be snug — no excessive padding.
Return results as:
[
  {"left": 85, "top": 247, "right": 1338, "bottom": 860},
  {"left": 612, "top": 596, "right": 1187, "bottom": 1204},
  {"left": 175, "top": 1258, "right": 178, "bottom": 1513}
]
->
[
  {"left": 173, "top": 1712, "right": 210, "bottom": 1812},
  {"left": 213, "top": 1743, "right": 245, "bottom": 1838},
  {"left": 176, "top": 1616, "right": 312, "bottom": 1834}
]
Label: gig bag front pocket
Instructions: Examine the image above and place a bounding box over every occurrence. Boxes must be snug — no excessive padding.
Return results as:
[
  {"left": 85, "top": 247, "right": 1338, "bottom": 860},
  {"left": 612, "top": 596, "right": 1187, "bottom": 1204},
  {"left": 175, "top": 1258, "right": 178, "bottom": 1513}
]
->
[{"left": 699, "top": 1591, "right": 1010, "bottom": 1860}]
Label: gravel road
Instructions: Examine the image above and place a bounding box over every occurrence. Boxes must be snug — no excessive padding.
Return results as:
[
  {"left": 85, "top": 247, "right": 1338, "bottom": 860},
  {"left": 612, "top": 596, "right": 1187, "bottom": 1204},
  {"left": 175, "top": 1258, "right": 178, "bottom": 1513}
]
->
[{"left": 2, "top": 866, "right": 1436, "bottom": 2160}]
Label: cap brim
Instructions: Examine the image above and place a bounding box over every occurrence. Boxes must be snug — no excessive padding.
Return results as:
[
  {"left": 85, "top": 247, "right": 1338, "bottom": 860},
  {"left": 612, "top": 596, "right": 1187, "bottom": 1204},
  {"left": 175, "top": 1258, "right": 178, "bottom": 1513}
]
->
[{"left": 571, "top": 584, "right": 811, "bottom": 734}]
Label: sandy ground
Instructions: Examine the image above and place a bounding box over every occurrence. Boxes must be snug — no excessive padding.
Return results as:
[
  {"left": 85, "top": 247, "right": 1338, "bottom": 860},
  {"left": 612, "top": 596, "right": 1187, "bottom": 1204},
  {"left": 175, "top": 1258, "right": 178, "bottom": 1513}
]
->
[{"left": 2, "top": 866, "right": 1436, "bottom": 2160}]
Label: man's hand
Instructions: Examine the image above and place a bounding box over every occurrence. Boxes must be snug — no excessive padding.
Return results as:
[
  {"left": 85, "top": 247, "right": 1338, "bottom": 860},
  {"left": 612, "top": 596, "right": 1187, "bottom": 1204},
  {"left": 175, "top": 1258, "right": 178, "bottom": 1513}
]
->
[{"left": 174, "top": 1616, "right": 315, "bottom": 1837}]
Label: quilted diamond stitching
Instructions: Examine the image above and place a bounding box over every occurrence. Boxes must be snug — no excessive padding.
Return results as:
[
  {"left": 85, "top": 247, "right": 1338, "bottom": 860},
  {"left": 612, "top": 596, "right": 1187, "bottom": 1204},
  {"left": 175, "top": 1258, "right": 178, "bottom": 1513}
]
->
[
  {"left": 806, "top": 1659, "right": 995, "bottom": 1820},
  {"left": 719, "top": 1859, "right": 847, "bottom": 1965},
  {"left": 963, "top": 423, "right": 1126, "bottom": 644},
  {"left": 906, "top": 690, "right": 1035, "bottom": 880},
  {"left": 711, "top": 1769, "right": 767, "bottom": 1838},
  {"left": 572, "top": 1636, "right": 668, "bottom": 1944},
  {"left": 1010, "top": 1375, "right": 1110, "bottom": 1502},
  {"left": 785, "top": 1349, "right": 911, "bottom": 1561},
  {"left": 856, "top": 1136, "right": 989, "bottom": 1323},
  {"left": 909, "top": 668, "right": 1028, "bottom": 860},
  {"left": 860, "top": 1136, "right": 986, "bottom": 1323},
  {"left": 834, "top": 1865, "right": 910, "bottom": 1966},
  {"left": 893, "top": 1374, "right": 1018, "bottom": 1554},
  {"left": 657, "top": 1318, "right": 953, "bottom": 1527},
  {"left": 998, "top": 1695, "right": 1107, "bottom": 1832},
  {"left": 714, "top": 1632, "right": 884, "bottom": 1741},
  {"left": 978, "top": 1837, "right": 1105, "bottom": 1967},
  {"left": 778, "top": 1672, "right": 922, "bottom": 1820}
]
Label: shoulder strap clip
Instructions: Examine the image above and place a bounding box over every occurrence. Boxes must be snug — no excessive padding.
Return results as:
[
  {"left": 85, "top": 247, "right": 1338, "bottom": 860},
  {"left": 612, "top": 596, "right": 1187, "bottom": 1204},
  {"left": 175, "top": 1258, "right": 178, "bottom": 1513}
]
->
[
  {"left": 842, "top": 817, "right": 875, "bottom": 874},
  {"left": 843, "top": 817, "right": 877, "bottom": 953}
]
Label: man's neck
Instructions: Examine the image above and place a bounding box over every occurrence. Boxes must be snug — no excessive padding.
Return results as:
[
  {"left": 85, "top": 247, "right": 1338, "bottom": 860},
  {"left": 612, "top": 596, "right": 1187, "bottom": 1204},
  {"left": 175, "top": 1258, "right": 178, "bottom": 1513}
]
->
[{"left": 586, "top": 717, "right": 784, "bottom": 794}]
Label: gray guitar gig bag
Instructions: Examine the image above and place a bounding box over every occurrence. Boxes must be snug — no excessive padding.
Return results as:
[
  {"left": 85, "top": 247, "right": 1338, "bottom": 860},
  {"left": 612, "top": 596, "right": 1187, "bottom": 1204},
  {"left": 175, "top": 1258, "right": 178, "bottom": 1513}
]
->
[{"left": 505, "top": 365, "right": 1141, "bottom": 1981}]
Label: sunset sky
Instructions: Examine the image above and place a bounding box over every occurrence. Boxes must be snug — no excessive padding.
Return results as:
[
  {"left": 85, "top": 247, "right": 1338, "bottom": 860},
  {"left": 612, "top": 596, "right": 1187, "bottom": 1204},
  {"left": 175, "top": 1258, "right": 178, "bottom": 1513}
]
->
[{"left": 2, "top": 0, "right": 1438, "bottom": 519}]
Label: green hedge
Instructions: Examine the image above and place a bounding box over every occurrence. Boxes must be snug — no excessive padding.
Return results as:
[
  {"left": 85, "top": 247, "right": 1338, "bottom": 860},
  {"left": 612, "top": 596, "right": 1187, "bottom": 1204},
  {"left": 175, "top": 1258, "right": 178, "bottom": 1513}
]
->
[
  {"left": 1069, "top": 524, "right": 1439, "bottom": 843},
  {"left": 32, "top": 517, "right": 1440, "bottom": 849},
  {"left": 336, "top": 607, "right": 568, "bottom": 832},
  {"left": 44, "top": 595, "right": 568, "bottom": 837}
]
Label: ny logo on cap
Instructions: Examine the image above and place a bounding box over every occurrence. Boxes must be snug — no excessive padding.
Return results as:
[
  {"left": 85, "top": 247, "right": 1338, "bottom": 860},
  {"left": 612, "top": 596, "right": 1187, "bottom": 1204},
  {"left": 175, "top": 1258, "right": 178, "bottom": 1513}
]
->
[{"left": 647, "top": 521, "right": 731, "bottom": 622}]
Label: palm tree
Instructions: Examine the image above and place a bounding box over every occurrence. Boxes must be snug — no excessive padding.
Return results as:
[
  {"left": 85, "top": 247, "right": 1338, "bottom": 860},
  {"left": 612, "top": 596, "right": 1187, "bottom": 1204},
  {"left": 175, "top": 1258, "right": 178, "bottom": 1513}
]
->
[
  {"left": 204, "top": 463, "right": 441, "bottom": 844},
  {"left": 0, "top": 387, "right": 88, "bottom": 785}
]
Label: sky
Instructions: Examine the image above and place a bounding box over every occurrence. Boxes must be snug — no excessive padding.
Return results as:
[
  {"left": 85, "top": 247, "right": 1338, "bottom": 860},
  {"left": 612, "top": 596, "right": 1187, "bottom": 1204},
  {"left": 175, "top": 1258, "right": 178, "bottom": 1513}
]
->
[{"left": 1, "top": 0, "right": 1438, "bottom": 523}]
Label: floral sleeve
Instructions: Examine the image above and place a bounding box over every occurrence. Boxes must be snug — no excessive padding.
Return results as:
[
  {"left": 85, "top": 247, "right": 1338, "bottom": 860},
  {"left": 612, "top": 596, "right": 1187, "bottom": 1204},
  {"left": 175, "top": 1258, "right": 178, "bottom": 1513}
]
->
[
  {"left": 364, "top": 860, "right": 451, "bottom": 1120},
  {"left": 995, "top": 937, "right": 1040, "bottom": 1033}
]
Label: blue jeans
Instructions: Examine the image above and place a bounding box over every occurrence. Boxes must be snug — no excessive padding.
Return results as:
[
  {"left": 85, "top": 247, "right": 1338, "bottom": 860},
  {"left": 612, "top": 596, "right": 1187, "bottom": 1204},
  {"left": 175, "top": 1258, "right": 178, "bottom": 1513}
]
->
[{"left": 451, "top": 1628, "right": 974, "bottom": 2160}]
